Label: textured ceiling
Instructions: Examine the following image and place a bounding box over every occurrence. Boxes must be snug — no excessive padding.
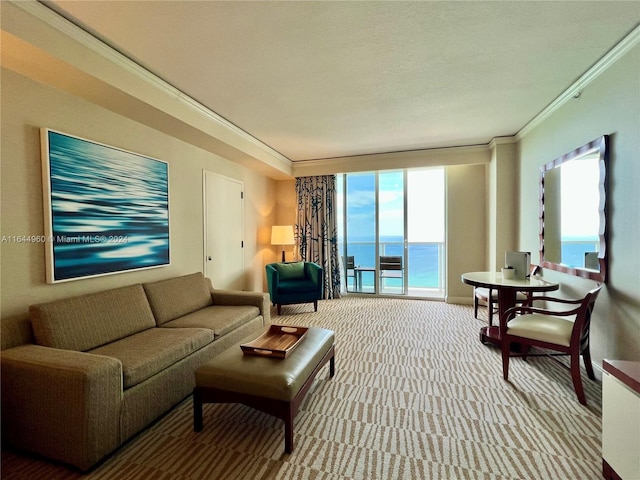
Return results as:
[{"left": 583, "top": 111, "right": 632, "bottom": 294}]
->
[{"left": 46, "top": 1, "right": 639, "bottom": 162}]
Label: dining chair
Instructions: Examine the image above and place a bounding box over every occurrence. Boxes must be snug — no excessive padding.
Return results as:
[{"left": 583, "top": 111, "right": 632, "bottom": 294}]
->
[
  {"left": 500, "top": 284, "right": 603, "bottom": 405},
  {"left": 473, "top": 287, "right": 500, "bottom": 324},
  {"left": 344, "top": 255, "right": 356, "bottom": 291},
  {"left": 379, "top": 256, "right": 403, "bottom": 291},
  {"left": 474, "top": 265, "right": 541, "bottom": 325}
]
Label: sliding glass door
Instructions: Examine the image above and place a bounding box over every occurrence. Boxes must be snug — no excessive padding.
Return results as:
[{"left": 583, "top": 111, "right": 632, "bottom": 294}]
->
[
  {"left": 343, "top": 172, "right": 376, "bottom": 293},
  {"left": 339, "top": 168, "right": 445, "bottom": 298},
  {"left": 406, "top": 169, "right": 445, "bottom": 296},
  {"left": 378, "top": 171, "right": 406, "bottom": 295}
]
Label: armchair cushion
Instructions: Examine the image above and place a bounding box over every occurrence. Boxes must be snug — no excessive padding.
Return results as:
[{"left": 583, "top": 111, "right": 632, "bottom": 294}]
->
[
  {"left": 278, "top": 279, "right": 318, "bottom": 293},
  {"left": 506, "top": 314, "right": 573, "bottom": 347},
  {"left": 274, "top": 262, "right": 306, "bottom": 280}
]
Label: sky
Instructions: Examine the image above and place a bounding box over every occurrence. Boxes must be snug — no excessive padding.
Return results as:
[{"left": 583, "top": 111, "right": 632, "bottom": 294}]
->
[
  {"left": 560, "top": 156, "right": 600, "bottom": 240},
  {"left": 339, "top": 168, "right": 445, "bottom": 242}
]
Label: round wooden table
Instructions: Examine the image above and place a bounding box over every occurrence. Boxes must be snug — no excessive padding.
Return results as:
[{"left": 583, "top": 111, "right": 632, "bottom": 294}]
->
[{"left": 461, "top": 271, "right": 559, "bottom": 346}]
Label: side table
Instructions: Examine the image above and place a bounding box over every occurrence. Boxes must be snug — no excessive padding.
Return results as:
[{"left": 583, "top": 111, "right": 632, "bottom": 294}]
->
[{"left": 602, "top": 360, "right": 640, "bottom": 480}]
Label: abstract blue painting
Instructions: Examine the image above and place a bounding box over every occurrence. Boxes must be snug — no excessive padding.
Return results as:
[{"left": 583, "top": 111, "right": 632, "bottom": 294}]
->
[{"left": 41, "top": 129, "right": 170, "bottom": 283}]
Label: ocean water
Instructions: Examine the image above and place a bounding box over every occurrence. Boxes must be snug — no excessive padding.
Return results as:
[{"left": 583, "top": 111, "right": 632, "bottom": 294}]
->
[
  {"left": 345, "top": 236, "right": 442, "bottom": 288},
  {"left": 47, "top": 131, "right": 169, "bottom": 281},
  {"left": 343, "top": 238, "right": 596, "bottom": 290},
  {"left": 561, "top": 241, "right": 599, "bottom": 269}
]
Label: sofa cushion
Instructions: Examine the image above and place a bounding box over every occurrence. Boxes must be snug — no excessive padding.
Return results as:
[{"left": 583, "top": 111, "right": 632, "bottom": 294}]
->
[
  {"left": 275, "top": 262, "right": 306, "bottom": 280},
  {"left": 30, "top": 285, "right": 156, "bottom": 352},
  {"left": 161, "top": 305, "right": 260, "bottom": 338},
  {"left": 143, "top": 273, "right": 213, "bottom": 326},
  {"left": 1, "top": 315, "right": 34, "bottom": 351},
  {"left": 89, "top": 327, "right": 214, "bottom": 389}
]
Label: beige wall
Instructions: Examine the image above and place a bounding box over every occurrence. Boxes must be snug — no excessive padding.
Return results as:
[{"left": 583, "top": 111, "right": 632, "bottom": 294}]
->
[
  {"left": 272, "top": 180, "right": 297, "bottom": 262},
  {"left": 446, "top": 164, "right": 488, "bottom": 302},
  {"left": 1, "top": 68, "right": 276, "bottom": 319},
  {"left": 518, "top": 45, "right": 640, "bottom": 364},
  {"left": 488, "top": 141, "right": 519, "bottom": 272}
]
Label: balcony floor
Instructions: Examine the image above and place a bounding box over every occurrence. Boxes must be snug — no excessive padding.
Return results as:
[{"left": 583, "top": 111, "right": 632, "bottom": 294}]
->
[{"left": 347, "top": 285, "right": 444, "bottom": 299}]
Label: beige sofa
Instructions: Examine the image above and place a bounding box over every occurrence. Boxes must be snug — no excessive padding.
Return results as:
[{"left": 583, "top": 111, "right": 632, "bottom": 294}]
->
[{"left": 0, "top": 272, "right": 270, "bottom": 470}]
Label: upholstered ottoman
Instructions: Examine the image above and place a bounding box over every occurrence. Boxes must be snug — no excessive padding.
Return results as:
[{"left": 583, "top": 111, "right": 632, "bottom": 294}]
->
[{"left": 193, "top": 326, "right": 335, "bottom": 453}]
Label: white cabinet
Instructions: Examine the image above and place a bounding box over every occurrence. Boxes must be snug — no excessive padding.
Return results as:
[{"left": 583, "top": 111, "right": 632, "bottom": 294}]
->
[{"left": 602, "top": 360, "right": 640, "bottom": 480}]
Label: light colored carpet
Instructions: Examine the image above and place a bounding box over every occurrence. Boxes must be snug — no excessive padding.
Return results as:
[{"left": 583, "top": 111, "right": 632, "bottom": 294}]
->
[{"left": 1, "top": 297, "right": 603, "bottom": 479}]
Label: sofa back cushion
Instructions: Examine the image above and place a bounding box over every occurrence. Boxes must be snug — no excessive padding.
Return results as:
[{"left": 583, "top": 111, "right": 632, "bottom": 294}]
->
[
  {"left": 275, "top": 262, "right": 306, "bottom": 280},
  {"left": 143, "top": 272, "right": 213, "bottom": 326},
  {"left": 1, "top": 315, "right": 35, "bottom": 351},
  {"left": 29, "top": 284, "right": 156, "bottom": 351}
]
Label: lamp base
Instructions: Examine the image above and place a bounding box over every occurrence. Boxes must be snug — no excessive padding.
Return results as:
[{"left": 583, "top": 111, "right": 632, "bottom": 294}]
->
[{"left": 281, "top": 250, "right": 286, "bottom": 262}]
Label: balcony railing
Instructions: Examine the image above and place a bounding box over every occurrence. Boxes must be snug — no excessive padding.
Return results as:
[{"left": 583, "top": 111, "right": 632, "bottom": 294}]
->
[{"left": 342, "top": 241, "right": 445, "bottom": 296}]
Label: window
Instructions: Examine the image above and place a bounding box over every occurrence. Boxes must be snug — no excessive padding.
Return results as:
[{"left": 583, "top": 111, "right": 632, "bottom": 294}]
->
[{"left": 338, "top": 168, "right": 445, "bottom": 298}]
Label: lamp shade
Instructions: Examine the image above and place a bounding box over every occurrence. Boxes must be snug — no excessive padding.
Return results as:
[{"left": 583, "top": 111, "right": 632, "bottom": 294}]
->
[
  {"left": 271, "top": 225, "right": 294, "bottom": 262},
  {"left": 271, "top": 225, "right": 295, "bottom": 246}
]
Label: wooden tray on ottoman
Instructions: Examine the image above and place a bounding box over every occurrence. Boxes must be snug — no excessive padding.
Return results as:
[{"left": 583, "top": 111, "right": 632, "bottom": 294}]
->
[{"left": 241, "top": 325, "right": 308, "bottom": 358}]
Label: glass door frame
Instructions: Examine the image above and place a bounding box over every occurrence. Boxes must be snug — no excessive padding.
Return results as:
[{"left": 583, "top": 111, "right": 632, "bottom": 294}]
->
[
  {"left": 339, "top": 167, "right": 446, "bottom": 299},
  {"left": 377, "top": 170, "right": 408, "bottom": 296},
  {"left": 341, "top": 170, "right": 409, "bottom": 296}
]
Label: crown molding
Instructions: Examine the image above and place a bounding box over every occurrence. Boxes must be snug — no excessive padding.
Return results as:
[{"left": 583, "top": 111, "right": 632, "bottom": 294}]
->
[
  {"left": 13, "top": 1, "right": 291, "bottom": 166},
  {"left": 517, "top": 23, "right": 640, "bottom": 140},
  {"left": 292, "top": 143, "right": 492, "bottom": 177},
  {"left": 12, "top": 2, "right": 638, "bottom": 171},
  {"left": 489, "top": 136, "right": 518, "bottom": 149}
]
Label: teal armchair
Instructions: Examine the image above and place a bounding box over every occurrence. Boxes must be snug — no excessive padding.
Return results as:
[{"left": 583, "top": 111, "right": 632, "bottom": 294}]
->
[{"left": 266, "top": 262, "right": 324, "bottom": 315}]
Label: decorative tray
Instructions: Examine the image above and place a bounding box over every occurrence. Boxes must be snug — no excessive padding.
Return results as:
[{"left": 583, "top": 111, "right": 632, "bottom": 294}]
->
[{"left": 240, "top": 325, "right": 308, "bottom": 358}]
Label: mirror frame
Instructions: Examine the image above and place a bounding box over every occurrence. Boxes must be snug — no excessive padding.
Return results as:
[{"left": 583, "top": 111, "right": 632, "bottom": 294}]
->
[{"left": 539, "top": 135, "right": 609, "bottom": 283}]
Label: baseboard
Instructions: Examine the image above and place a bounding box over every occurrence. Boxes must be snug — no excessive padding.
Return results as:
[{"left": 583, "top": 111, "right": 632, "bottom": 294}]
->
[
  {"left": 446, "top": 296, "right": 473, "bottom": 305},
  {"left": 602, "top": 459, "right": 623, "bottom": 480},
  {"left": 591, "top": 359, "right": 604, "bottom": 381}
]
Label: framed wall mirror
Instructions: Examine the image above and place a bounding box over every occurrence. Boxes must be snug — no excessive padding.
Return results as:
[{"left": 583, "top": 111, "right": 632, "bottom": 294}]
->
[{"left": 539, "top": 135, "right": 609, "bottom": 283}]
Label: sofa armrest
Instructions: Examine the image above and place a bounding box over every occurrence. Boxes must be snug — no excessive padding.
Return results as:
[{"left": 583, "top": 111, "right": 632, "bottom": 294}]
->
[
  {"left": 305, "top": 262, "right": 325, "bottom": 297},
  {"left": 266, "top": 264, "right": 279, "bottom": 298},
  {"left": 305, "top": 262, "right": 322, "bottom": 283},
  {"left": 210, "top": 289, "right": 271, "bottom": 325},
  {"left": 1, "top": 345, "right": 123, "bottom": 470}
]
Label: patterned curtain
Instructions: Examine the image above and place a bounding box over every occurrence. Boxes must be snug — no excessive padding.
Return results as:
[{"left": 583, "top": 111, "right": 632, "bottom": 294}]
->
[{"left": 295, "top": 175, "right": 342, "bottom": 299}]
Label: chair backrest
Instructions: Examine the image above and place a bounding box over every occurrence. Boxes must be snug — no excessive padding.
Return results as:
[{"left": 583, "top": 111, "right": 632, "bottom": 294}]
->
[
  {"left": 572, "top": 284, "right": 603, "bottom": 349},
  {"left": 344, "top": 256, "right": 355, "bottom": 270},
  {"left": 380, "top": 256, "right": 402, "bottom": 271}
]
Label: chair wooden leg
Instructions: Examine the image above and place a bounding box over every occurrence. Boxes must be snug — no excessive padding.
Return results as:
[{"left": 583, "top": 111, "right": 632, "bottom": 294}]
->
[
  {"left": 277, "top": 304, "right": 282, "bottom": 315},
  {"left": 522, "top": 344, "right": 530, "bottom": 361},
  {"left": 570, "top": 353, "right": 587, "bottom": 405},
  {"left": 284, "top": 405, "right": 294, "bottom": 453},
  {"left": 487, "top": 297, "right": 494, "bottom": 326},
  {"left": 582, "top": 346, "right": 596, "bottom": 380},
  {"left": 313, "top": 300, "right": 318, "bottom": 312},
  {"left": 501, "top": 339, "right": 511, "bottom": 381}
]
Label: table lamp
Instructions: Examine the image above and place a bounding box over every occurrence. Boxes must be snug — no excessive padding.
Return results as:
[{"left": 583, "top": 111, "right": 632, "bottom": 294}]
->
[{"left": 271, "top": 225, "right": 295, "bottom": 262}]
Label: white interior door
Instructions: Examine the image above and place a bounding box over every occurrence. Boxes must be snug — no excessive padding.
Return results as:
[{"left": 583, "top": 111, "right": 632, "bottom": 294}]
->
[{"left": 203, "top": 171, "right": 244, "bottom": 290}]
